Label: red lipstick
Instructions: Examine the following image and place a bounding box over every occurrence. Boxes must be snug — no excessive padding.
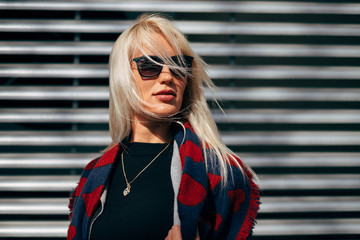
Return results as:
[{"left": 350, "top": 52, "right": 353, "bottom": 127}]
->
[{"left": 153, "top": 89, "right": 176, "bottom": 102}]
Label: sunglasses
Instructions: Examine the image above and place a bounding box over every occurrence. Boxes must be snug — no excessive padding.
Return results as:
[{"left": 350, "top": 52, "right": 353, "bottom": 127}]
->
[{"left": 132, "top": 55, "right": 194, "bottom": 78}]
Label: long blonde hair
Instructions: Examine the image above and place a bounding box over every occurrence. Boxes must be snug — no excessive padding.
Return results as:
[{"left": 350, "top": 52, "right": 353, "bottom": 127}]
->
[{"left": 108, "top": 13, "right": 256, "bottom": 184}]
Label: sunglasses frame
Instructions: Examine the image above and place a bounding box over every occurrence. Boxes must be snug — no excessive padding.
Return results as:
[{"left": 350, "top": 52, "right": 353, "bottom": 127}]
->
[{"left": 132, "top": 55, "right": 194, "bottom": 78}]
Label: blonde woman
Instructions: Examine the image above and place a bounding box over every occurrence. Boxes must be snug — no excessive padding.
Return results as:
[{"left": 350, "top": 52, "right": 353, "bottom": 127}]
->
[{"left": 67, "top": 13, "right": 260, "bottom": 240}]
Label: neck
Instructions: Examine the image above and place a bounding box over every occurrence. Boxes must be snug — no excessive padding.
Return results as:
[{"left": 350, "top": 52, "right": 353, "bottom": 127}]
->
[{"left": 131, "top": 113, "right": 172, "bottom": 143}]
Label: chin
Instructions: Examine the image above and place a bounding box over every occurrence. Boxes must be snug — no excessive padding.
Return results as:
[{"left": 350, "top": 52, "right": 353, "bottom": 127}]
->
[
  {"left": 148, "top": 106, "right": 180, "bottom": 117},
  {"left": 153, "top": 110, "right": 178, "bottom": 117}
]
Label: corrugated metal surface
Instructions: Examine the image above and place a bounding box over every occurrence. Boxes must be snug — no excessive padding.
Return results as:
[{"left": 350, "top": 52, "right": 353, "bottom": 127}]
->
[{"left": 0, "top": 1, "right": 359, "bottom": 239}]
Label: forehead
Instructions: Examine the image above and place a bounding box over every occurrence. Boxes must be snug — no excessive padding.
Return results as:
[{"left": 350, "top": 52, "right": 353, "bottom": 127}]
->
[{"left": 133, "top": 33, "right": 177, "bottom": 58}]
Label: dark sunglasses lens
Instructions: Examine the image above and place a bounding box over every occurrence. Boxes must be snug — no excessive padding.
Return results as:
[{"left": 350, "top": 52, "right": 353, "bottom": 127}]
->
[
  {"left": 171, "top": 56, "right": 193, "bottom": 77},
  {"left": 138, "top": 57, "right": 162, "bottom": 77}
]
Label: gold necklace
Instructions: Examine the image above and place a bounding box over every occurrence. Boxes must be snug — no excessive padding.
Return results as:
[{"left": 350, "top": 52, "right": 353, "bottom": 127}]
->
[{"left": 121, "top": 142, "right": 170, "bottom": 196}]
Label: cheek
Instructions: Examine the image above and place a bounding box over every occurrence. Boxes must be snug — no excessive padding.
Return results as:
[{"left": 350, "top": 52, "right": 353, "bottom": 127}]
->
[
  {"left": 135, "top": 77, "right": 153, "bottom": 99},
  {"left": 139, "top": 82, "right": 153, "bottom": 98}
]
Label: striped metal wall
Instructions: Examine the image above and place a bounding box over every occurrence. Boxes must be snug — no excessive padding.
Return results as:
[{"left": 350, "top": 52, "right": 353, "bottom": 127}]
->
[{"left": 0, "top": 1, "right": 360, "bottom": 239}]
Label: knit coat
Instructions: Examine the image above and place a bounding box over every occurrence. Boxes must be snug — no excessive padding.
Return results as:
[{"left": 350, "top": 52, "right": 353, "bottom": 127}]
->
[{"left": 67, "top": 122, "right": 260, "bottom": 240}]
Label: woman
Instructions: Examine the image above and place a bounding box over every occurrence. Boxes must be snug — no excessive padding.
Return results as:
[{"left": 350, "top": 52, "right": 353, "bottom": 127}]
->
[{"left": 67, "top": 13, "right": 260, "bottom": 240}]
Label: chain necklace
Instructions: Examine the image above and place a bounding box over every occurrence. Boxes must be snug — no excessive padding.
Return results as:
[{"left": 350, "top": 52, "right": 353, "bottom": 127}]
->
[{"left": 121, "top": 142, "right": 170, "bottom": 196}]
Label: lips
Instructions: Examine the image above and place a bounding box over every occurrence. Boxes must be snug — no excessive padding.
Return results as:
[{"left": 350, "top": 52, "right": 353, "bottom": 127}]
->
[
  {"left": 154, "top": 89, "right": 176, "bottom": 96},
  {"left": 153, "top": 89, "right": 176, "bottom": 102}
]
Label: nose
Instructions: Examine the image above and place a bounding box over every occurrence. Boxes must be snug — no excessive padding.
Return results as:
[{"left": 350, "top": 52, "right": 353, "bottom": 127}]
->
[{"left": 159, "top": 65, "right": 173, "bottom": 84}]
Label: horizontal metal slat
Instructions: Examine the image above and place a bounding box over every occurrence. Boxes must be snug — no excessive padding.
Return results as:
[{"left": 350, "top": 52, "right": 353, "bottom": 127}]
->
[
  {"left": 1, "top": 87, "right": 359, "bottom": 101},
  {"left": 2, "top": 42, "right": 360, "bottom": 58},
  {"left": 2, "top": 108, "right": 360, "bottom": 123},
  {"left": 206, "top": 87, "right": 360, "bottom": 101},
  {"left": 1, "top": 131, "right": 360, "bottom": 146},
  {"left": 1, "top": 64, "right": 360, "bottom": 79},
  {"left": 0, "top": 221, "right": 68, "bottom": 237},
  {"left": 222, "top": 131, "right": 360, "bottom": 146},
  {"left": 0, "top": 176, "right": 78, "bottom": 192},
  {"left": 1, "top": 1, "right": 360, "bottom": 14},
  {"left": 0, "top": 86, "right": 109, "bottom": 100},
  {"left": 242, "top": 152, "right": 360, "bottom": 167},
  {"left": 0, "top": 153, "right": 94, "bottom": 169},
  {"left": 0, "top": 131, "right": 111, "bottom": 146},
  {"left": 1, "top": 152, "right": 359, "bottom": 169},
  {"left": 260, "top": 196, "right": 360, "bottom": 213},
  {"left": 1, "top": 20, "right": 359, "bottom": 36},
  {"left": 0, "top": 41, "right": 112, "bottom": 55},
  {"left": 0, "top": 108, "right": 109, "bottom": 123},
  {"left": 0, "top": 198, "right": 68, "bottom": 215},
  {"left": 209, "top": 66, "right": 360, "bottom": 80},
  {"left": 0, "top": 64, "right": 108, "bottom": 79},
  {"left": 193, "top": 43, "right": 360, "bottom": 58},
  {"left": 0, "top": 174, "right": 359, "bottom": 192},
  {"left": 212, "top": 109, "right": 360, "bottom": 123},
  {"left": 260, "top": 174, "right": 360, "bottom": 190},
  {"left": 194, "top": 43, "right": 360, "bottom": 58},
  {"left": 255, "top": 218, "right": 360, "bottom": 236},
  {"left": 0, "top": 219, "right": 359, "bottom": 237},
  {"left": 1, "top": 196, "right": 359, "bottom": 215}
]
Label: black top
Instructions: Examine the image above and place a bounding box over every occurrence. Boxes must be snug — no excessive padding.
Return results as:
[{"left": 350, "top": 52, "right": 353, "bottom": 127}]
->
[{"left": 90, "top": 142, "right": 174, "bottom": 240}]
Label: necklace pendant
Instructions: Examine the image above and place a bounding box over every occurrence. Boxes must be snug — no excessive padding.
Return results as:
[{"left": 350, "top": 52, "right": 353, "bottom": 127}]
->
[{"left": 123, "top": 184, "right": 131, "bottom": 196}]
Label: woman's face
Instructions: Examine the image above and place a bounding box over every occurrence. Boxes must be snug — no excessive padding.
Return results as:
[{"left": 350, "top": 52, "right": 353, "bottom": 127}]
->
[{"left": 131, "top": 34, "right": 188, "bottom": 117}]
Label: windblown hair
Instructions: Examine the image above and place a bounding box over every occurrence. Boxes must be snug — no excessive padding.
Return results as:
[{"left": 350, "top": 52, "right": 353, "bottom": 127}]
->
[{"left": 108, "top": 13, "right": 256, "bottom": 184}]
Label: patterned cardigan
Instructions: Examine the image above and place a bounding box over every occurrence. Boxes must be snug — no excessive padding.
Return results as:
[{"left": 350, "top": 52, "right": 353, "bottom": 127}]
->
[{"left": 67, "top": 122, "right": 260, "bottom": 240}]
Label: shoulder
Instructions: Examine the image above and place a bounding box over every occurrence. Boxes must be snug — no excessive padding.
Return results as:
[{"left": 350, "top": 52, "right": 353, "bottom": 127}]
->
[
  {"left": 84, "top": 156, "right": 101, "bottom": 171},
  {"left": 210, "top": 153, "right": 255, "bottom": 191},
  {"left": 229, "top": 154, "right": 256, "bottom": 189},
  {"left": 82, "top": 143, "right": 120, "bottom": 173}
]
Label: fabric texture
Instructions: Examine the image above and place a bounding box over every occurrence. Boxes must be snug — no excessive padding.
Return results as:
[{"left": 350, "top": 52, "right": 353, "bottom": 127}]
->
[
  {"left": 67, "top": 121, "right": 260, "bottom": 240},
  {"left": 89, "top": 142, "right": 174, "bottom": 240}
]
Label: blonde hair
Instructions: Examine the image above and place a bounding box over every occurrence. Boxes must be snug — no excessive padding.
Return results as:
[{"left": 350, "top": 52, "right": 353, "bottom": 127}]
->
[{"left": 108, "top": 13, "right": 256, "bottom": 184}]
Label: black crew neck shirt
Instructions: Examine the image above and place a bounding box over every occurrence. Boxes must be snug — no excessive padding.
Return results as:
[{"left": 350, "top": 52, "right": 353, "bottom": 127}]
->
[{"left": 90, "top": 142, "right": 174, "bottom": 240}]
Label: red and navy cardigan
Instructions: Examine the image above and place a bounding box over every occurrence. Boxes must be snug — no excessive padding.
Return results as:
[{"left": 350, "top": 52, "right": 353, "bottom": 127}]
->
[{"left": 67, "top": 122, "right": 260, "bottom": 239}]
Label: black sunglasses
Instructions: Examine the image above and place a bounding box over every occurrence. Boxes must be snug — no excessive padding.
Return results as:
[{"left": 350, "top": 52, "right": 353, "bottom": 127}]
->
[{"left": 132, "top": 55, "right": 194, "bottom": 78}]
